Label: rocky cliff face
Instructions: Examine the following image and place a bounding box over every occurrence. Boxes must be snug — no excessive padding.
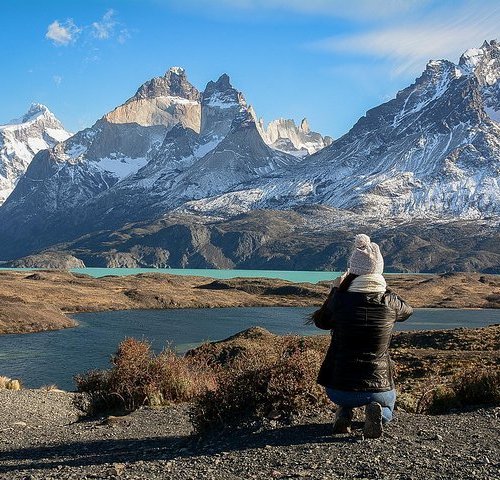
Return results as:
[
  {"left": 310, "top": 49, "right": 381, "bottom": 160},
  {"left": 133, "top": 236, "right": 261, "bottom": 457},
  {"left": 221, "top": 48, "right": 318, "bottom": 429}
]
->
[
  {"left": 0, "top": 70, "right": 205, "bottom": 247},
  {"left": 44, "top": 74, "right": 301, "bottom": 232},
  {"left": 0, "top": 104, "right": 71, "bottom": 204},
  {"left": 257, "top": 117, "right": 333, "bottom": 157},
  {"left": 41, "top": 208, "right": 500, "bottom": 272},
  {"left": 104, "top": 67, "right": 202, "bottom": 131}
]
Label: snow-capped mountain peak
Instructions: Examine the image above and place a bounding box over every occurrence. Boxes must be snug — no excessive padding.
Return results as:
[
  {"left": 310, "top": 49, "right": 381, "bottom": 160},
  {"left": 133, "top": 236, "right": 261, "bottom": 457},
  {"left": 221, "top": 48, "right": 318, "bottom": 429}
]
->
[
  {"left": 202, "top": 74, "right": 246, "bottom": 109},
  {"left": 5, "top": 103, "right": 49, "bottom": 125},
  {"left": 2, "top": 103, "right": 64, "bottom": 130},
  {"left": 168, "top": 66, "right": 185, "bottom": 76},
  {"left": 459, "top": 39, "right": 499, "bottom": 81},
  {"left": 200, "top": 73, "right": 249, "bottom": 144},
  {"left": 457, "top": 39, "right": 500, "bottom": 123},
  {"left": 132, "top": 66, "right": 200, "bottom": 102},
  {"left": 0, "top": 104, "right": 71, "bottom": 205}
]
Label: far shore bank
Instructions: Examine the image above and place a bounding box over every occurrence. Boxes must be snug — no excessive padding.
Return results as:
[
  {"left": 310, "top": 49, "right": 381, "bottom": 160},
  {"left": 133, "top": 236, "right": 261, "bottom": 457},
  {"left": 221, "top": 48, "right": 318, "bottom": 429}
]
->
[{"left": 0, "top": 270, "right": 498, "bottom": 335}]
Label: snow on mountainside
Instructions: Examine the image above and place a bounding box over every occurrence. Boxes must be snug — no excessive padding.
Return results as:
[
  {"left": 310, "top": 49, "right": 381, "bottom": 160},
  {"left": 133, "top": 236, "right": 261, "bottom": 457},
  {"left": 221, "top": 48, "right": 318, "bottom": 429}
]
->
[
  {"left": 256, "top": 117, "right": 333, "bottom": 157},
  {"left": 0, "top": 68, "right": 200, "bottom": 217},
  {"left": 0, "top": 104, "right": 71, "bottom": 204},
  {"left": 187, "top": 40, "right": 500, "bottom": 220},
  {"left": 1, "top": 68, "right": 325, "bottom": 224},
  {"left": 0, "top": 68, "right": 319, "bottom": 258}
]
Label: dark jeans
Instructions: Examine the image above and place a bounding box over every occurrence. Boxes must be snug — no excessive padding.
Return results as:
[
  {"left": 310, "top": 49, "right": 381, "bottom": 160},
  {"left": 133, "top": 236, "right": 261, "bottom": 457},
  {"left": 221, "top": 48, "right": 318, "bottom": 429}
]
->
[{"left": 325, "top": 387, "right": 396, "bottom": 423}]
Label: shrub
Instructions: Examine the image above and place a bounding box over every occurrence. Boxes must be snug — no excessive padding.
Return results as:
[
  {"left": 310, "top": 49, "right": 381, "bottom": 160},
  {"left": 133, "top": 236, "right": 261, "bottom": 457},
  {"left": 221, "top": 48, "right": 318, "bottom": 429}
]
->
[
  {"left": 453, "top": 367, "right": 500, "bottom": 405},
  {"left": 418, "top": 367, "right": 500, "bottom": 414},
  {"left": 75, "top": 338, "right": 216, "bottom": 413},
  {"left": 191, "top": 336, "right": 329, "bottom": 433},
  {"left": 0, "top": 377, "right": 22, "bottom": 390}
]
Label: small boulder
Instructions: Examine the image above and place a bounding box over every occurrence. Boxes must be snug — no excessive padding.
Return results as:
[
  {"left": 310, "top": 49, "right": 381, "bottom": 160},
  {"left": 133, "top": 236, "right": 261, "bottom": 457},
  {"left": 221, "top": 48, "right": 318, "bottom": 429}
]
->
[{"left": 104, "top": 415, "right": 131, "bottom": 427}]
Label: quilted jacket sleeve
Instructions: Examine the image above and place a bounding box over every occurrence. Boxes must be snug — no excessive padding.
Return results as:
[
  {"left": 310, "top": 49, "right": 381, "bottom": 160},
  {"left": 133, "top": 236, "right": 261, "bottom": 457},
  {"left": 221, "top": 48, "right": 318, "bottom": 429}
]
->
[
  {"left": 386, "top": 290, "right": 413, "bottom": 322},
  {"left": 312, "top": 287, "right": 339, "bottom": 330}
]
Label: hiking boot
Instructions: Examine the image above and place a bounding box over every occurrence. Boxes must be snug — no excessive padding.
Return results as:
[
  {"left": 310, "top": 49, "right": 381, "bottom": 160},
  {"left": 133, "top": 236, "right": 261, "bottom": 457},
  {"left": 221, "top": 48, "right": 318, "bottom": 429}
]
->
[
  {"left": 364, "top": 402, "right": 383, "bottom": 439},
  {"left": 332, "top": 407, "right": 353, "bottom": 434}
]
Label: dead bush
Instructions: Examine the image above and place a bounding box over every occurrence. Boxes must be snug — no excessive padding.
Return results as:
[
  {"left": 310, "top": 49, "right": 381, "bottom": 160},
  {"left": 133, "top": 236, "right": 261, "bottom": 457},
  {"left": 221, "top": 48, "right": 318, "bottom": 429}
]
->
[
  {"left": 418, "top": 367, "right": 500, "bottom": 414},
  {"left": 75, "top": 338, "right": 215, "bottom": 414},
  {"left": 191, "top": 336, "right": 329, "bottom": 433}
]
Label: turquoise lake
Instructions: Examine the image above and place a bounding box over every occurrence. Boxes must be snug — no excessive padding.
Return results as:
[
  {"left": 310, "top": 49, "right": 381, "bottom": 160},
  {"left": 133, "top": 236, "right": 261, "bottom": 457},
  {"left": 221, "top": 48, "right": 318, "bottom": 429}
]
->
[{"left": 1, "top": 267, "right": 343, "bottom": 284}]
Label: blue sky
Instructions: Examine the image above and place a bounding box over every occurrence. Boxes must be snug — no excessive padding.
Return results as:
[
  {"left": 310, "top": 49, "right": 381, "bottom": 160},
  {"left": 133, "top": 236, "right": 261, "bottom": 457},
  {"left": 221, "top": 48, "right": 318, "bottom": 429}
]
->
[{"left": 1, "top": 0, "right": 499, "bottom": 137}]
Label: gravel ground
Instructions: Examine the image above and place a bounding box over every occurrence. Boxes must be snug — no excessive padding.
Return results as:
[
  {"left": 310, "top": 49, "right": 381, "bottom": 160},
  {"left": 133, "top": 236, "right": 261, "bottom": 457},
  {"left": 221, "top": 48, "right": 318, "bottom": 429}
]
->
[{"left": 1, "top": 390, "right": 499, "bottom": 480}]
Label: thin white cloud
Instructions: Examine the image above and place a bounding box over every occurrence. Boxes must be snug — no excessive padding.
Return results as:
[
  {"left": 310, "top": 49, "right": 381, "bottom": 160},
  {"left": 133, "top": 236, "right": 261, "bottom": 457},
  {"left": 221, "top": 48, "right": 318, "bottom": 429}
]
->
[
  {"left": 173, "top": 0, "right": 427, "bottom": 19},
  {"left": 46, "top": 10, "right": 129, "bottom": 47},
  {"left": 53, "top": 75, "right": 62, "bottom": 87},
  {"left": 310, "top": 2, "right": 500, "bottom": 75},
  {"left": 91, "top": 9, "right": 116, "bottom": 40},
  {"left": 46, "top": 19, "right": 81, "bottom": 46},
  {"left": 117, "top": 28, "right": 131, "bottom": 44}
]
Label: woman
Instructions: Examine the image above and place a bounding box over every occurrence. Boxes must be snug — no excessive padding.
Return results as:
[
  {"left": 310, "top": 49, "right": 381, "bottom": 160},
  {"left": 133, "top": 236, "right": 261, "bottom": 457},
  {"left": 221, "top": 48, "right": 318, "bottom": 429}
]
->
[{"left": 313, "top": 234, "right": 413, "bottom": 438}]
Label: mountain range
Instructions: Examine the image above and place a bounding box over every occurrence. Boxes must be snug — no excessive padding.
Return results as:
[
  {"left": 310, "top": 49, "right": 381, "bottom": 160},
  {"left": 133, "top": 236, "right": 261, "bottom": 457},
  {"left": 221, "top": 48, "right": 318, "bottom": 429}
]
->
[{"left": 0, "top": 41, "right": 499, "bottom": 272}]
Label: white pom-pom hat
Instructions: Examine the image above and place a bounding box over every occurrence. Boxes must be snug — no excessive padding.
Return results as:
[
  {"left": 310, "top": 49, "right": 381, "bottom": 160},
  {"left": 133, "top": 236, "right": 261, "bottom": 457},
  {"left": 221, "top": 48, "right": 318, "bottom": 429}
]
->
[{"left": 349, "top": 234, "right": 384, "bottom": 275}]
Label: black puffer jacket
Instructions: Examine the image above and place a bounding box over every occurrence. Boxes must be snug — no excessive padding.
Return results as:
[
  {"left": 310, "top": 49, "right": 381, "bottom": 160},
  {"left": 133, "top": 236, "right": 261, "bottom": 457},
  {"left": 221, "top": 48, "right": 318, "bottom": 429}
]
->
[{"left": 315, "top": 288, "right": 413, "bottom": 392}]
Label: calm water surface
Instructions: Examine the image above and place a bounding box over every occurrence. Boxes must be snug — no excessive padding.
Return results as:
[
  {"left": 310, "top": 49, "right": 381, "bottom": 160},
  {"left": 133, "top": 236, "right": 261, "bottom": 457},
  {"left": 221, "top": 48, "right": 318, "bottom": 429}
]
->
[{"left": 0, "top": 307, "right": 498, "bottom": 390}]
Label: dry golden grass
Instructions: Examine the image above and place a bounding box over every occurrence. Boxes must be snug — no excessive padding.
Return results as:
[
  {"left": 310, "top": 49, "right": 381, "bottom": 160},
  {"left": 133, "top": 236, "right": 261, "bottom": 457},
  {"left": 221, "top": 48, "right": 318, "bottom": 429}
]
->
[
  {"left": 0, "top": 376, "right": 11, "bottom": 389},
  {"left": 0, "top": 270, "right": 498, "bottom": 335},
  {"left": 0, "top": 377, "right": 22, "bottom": 390}
]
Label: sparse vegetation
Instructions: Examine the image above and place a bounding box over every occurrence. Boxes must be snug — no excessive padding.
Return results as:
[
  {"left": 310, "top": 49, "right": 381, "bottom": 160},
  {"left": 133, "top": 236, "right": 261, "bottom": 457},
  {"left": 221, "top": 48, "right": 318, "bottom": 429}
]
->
[
  {"left": 190, "top": 334, "right": 329, "bottom": 433},
  {"left": 0, "top": 377, "right": 22, "bottom": 390},
  {"left": 418, "top": 367, "right": 500, "bottom": 414},
  {"left": 40, "top": 384, "right": 62, "bottom": 392},
  {"left": 75, "top": 338, "right": 216, "bottom": 413},
  {"left": 74, "top": 325, "right": 500, "bottom": 432},
  {"left": 0, "top": 376, "right": 11, "bottom": 389}
]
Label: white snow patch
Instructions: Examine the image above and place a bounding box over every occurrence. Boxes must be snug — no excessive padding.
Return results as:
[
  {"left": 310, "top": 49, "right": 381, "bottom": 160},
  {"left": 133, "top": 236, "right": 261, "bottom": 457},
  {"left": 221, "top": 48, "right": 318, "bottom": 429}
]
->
[
  {"left": 168, "top": 67, "right": 185, "bottom": 75},
  {"left": 179, "top": 189, "right": 265, "bottom": 215},
  {"left": 485, "top": 106, "right": 500, "bottom": 122},
  {"left": 46, "top": 127, "right": 72, "bottom": 142},
  {"left": 27, "top": 137, "right": 49, "bottom": 153},
  {"left": 95, "top": 156, "right": 148, "bottom": 179},
  {"left": 296, "top": 182, "right": 315, "bottom": 196},
  {"left": 193, "top": 138, "right": 222, "bottom": 158},
  {"left": 159, "top": 95, "right": 198, "bottom": 105},
  {"left": 205, "top": 92, "right": 237, "bottom": 109},
  {"left": 66, "top": 144, "right": 87, "bottom": 159},
  {"left": 461, "top": 48, "right": 484, "bottom": 68}
]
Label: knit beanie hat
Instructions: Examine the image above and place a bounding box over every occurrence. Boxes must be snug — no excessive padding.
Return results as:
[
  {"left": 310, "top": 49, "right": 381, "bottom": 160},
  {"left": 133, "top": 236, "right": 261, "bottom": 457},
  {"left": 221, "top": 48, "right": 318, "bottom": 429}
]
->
[{"left": 349, "top": 234, "right": 384, "bottom": 275}]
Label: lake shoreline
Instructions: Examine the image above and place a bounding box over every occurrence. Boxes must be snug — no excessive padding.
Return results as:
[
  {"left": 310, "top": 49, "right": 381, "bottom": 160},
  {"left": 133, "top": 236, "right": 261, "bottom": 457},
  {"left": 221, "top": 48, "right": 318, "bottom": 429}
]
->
[{"left": 0, "top": 270, "right": 498, "bottom": 335}]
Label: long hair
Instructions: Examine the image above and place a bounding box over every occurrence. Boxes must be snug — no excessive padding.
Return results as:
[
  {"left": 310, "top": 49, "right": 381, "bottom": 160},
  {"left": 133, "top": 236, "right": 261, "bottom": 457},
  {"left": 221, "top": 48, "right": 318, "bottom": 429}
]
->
[
  {"left": 306, "top": 273, "right": 359, "bottom": 325},
  {"left": 337, "top": 273, "right": 358, "bottom": 292}
]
